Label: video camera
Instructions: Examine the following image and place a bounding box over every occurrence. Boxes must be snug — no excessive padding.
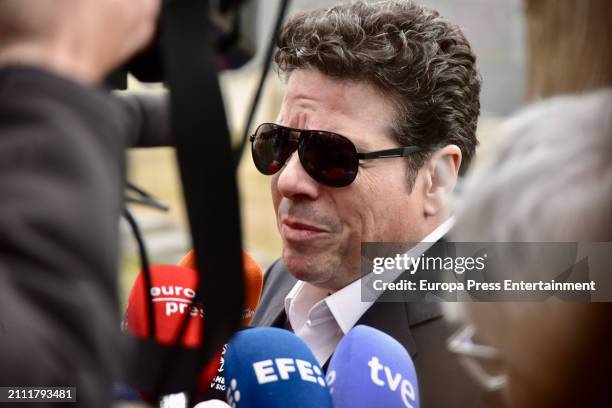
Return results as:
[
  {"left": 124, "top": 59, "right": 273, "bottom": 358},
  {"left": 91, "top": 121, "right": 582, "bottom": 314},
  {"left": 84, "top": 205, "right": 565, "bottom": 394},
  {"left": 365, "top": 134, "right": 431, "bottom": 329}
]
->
[{"left": 109, "top": 0, "right": 258, "bottom": 89}]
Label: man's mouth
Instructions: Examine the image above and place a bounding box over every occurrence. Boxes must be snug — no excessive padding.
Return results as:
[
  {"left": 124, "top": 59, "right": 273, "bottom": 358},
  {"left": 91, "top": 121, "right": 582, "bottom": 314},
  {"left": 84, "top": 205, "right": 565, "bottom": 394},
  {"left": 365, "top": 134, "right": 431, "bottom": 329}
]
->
[{"left": 280, "top": 219, "right": 330, "bottom": 242}]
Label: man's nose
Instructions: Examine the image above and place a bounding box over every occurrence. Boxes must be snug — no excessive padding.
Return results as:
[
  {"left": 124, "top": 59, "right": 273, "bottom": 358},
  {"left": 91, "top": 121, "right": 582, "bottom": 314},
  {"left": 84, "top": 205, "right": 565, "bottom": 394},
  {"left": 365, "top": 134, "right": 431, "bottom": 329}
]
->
[{"left": 275, "top": 152, "right": 321, "bottom": 200}]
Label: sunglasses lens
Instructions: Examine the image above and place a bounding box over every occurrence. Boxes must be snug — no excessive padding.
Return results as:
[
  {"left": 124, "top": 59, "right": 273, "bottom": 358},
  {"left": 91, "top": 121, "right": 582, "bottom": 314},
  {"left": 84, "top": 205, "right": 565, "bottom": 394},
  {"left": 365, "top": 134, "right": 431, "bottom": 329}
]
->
[
  {"left": 299, "top": 131, "right": 358, "bottom": 187},
  {"left": 252, "top": 124, "right": 360, "bottom": 187},
  {"left": 251, "top": 124, "right": 296, "bottom": 175}
]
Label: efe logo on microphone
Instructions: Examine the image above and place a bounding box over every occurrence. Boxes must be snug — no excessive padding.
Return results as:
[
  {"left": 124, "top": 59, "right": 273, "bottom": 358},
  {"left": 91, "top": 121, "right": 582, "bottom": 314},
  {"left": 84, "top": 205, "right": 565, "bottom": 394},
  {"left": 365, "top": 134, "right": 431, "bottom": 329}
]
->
[
  {"left": 225, "top": 378, "right": 241, "bottom": 408},
  {"left": 252, "top": 358, "right": 326, "bottom": 387}
]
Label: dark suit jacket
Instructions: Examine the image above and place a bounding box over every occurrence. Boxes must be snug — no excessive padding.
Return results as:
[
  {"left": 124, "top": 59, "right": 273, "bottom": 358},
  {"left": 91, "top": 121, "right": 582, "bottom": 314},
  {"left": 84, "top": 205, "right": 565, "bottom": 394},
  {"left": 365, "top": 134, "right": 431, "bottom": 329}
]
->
[{"left": 252, "top": 258, "right": 492, "bottom": 408}]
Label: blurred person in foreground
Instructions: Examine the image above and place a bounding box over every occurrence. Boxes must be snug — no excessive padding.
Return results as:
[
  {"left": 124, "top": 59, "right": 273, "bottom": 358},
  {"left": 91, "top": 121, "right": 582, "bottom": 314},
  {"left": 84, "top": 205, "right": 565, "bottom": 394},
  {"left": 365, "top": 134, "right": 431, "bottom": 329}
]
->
[
  {"left": 248, "top": 1, "right": 486, "bottom": 406},
  {"left": 0, "top": 0, "right": 160, "bottom": 406},
  {"left": 450, "top": 89, "right": 612, "bottom": 407}
]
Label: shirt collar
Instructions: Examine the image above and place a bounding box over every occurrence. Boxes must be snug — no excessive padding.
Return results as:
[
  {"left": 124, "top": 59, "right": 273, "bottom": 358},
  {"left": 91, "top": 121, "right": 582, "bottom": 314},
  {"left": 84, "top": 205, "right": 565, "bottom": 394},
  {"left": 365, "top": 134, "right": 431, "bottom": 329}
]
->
[
  {"left": 423, "top": 216, "right": 454, "bottom": 242},
  {"left": 324, "top": 277, "right": 372, "bottom": 334}
]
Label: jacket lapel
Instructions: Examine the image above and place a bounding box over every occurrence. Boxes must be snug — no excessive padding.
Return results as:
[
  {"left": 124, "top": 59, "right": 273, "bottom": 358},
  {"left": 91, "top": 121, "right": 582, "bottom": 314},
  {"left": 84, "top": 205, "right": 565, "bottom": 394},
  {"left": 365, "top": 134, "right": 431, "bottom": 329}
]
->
[
  {"left": 251, "top": 259, "right": 297, "bottom": 328},
  {"left": 356, "top": 300, "right": 418, "bottom": 356}
]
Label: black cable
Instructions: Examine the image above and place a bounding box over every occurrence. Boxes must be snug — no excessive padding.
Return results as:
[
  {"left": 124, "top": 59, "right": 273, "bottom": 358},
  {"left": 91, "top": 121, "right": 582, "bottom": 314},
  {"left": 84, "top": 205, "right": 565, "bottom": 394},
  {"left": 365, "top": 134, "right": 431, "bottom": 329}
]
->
[
  {"left": 126, "top": 181, "right": 152, "bottom": 198},
  {"left": 152, "top": 283, "right": 196, "bottom": 402},
  {"left": 125, "top": 196, "right": 170, "bottom": 212},
  {"left": 233, "top": 0, "right": 291, "bottom": 168},
  {"left": 124, "top": 199, "right": 194, "bottom": 403},
  {"left": 122, "top": 208, "right": 156, "bottom": 339},
  {"left": 126, "top": 181, "right": 170, "bottom": 211}
]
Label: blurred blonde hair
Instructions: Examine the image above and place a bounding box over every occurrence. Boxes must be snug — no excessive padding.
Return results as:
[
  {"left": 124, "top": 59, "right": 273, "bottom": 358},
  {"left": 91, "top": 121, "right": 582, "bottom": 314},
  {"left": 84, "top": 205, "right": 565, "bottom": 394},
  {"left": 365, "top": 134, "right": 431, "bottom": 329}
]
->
[{"left": 525, "top": 0, "right": 612, "bottom": 100}]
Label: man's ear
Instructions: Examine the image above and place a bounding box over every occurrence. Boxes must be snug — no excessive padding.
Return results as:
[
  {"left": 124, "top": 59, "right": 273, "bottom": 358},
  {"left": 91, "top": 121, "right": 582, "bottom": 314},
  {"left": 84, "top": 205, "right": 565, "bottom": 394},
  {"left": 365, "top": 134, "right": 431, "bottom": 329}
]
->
[{"left": 422, "top": 145, "right": 462, "bottom": 217}]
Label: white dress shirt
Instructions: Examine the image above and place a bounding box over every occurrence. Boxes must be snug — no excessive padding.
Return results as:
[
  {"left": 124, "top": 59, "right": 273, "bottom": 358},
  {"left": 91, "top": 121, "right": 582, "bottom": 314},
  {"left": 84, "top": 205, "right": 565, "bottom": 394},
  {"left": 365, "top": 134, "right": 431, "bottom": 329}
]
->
[{"left": 284, "top": 217, "right": 455, "bottom": 365}]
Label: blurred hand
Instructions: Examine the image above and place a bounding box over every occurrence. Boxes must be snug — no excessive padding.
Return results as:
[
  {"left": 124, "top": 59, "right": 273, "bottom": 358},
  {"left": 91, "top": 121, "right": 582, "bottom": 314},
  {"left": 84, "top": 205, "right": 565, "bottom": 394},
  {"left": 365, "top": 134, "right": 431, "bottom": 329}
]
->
[{"left": 0, "top": 0, "right": 160, "bottom": 83}]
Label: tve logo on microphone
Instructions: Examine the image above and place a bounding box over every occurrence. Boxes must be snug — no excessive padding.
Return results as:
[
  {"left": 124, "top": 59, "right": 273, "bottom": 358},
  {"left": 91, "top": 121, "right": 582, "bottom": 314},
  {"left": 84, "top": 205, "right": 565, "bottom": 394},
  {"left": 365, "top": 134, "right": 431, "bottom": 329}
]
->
[
  {"left": 252, "top": 358, "right": 326, "bottom": 386},
  {"left": 326, "top": 362, "right": 417, "bottom": 408},
  {"left": 360, "top": 355, "right": 415, "bottom": 406},
  {"left": 327, "top": 325, "right": 419, "bottom": 408}
]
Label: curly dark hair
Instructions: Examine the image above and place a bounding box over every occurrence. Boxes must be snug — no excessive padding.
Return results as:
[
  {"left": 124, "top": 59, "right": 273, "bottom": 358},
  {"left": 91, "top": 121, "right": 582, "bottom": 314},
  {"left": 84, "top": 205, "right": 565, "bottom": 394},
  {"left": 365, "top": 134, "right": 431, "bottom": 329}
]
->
[{"left": 275, "top": 0, "right": 481, "bottom": 187}]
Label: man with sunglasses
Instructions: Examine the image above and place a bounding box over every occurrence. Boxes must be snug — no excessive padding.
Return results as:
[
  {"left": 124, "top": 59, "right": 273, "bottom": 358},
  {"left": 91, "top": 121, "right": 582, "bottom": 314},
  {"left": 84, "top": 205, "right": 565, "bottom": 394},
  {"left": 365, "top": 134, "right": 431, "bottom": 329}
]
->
[{"left": 250, "top": 1, "right": 484, "bottom": 407}]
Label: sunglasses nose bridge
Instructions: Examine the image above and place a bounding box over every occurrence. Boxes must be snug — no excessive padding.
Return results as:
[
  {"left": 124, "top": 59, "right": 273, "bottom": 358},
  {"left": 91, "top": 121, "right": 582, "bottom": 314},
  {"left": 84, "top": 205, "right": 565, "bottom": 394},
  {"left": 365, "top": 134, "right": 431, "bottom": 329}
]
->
[
  {"left": 289, "top": 129, "right": 301, "bottom": 141},
  {"left": 282, "top": 130, "right": 305, "bottom": 167}
]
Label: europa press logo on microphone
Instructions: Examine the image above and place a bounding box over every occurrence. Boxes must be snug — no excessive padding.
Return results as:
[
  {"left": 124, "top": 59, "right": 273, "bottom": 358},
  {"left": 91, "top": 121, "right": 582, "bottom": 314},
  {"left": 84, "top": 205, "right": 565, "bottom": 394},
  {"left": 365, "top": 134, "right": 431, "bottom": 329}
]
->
[{"left": 150, "top": 284, "right": 205, "bottom": 318}]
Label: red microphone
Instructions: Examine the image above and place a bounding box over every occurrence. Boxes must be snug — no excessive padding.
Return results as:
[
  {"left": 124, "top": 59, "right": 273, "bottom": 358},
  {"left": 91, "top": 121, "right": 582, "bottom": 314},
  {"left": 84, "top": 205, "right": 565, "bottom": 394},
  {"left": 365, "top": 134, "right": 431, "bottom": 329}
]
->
[
  {"left": 177, "top": 249, "right": 263, "bottom": 327},
  {"left": 124, "top": 250, "right": 263, "bottom": 397}
]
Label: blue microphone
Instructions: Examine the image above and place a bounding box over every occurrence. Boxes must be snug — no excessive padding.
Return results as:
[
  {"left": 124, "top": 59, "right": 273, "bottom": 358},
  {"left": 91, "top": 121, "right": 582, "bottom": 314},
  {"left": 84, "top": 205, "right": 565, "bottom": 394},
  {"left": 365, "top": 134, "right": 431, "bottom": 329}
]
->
[
  {"left": 223, "top": 327, "right": 333, "bottom": 408},
  {"left": 327, "top": 325, "right": 419, "bottom": 408}
]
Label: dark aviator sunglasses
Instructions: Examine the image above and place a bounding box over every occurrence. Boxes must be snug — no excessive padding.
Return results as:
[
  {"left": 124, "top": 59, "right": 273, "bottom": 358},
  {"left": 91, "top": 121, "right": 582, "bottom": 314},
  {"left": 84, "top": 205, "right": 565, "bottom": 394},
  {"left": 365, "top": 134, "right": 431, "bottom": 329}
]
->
[{"left": 250, "top": 123, "right": 423, "bottom": 187}]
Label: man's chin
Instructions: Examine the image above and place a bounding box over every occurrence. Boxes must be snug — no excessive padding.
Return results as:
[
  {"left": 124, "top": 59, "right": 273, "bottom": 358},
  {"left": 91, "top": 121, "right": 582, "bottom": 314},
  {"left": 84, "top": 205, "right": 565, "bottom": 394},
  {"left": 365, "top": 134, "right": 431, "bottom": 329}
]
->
[
  {"left": 282, "top": 252, "right": 355, "bottom": 293},
  {"left": 284, "top": 257, "right": 318, "bottom": 282}
]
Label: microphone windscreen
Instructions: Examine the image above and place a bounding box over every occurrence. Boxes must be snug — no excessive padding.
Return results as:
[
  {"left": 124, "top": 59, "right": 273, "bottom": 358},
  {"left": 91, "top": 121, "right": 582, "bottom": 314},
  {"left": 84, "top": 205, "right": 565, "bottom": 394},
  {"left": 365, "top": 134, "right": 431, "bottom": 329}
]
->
[
  {"left": 124, "top": 250, "right": 264, "bottom": 399},
  {"left": 125, "top": 264, "right": 216, "bottom": 399},
  {"left": 178, "top": 249, "right": 263, "bottom": 325},
  {"left": 223, "top": 328, "right": 333, "bottom": 408},
  {"left": 194, "top": 400, "right": 232, "bottom": 408},
  {"left": 327, "top": 325, "right": 419, "bottom": 408},
  {"left": 178, "top": 249, "right": 264, "bottom": 399},
  {"left": 125, "top": 264, "right": 203, "bottom": 346}
]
